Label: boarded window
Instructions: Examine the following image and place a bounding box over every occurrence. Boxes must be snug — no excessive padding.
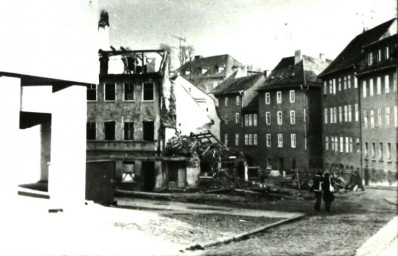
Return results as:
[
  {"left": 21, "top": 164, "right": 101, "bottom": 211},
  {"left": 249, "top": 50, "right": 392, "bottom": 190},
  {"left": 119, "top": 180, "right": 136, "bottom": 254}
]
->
[
  {"left": 104, "top": 121, "right": 115, "bottom": 140},
  {"left": 124, "top": 122, "right": 134, "bottom": 140},
  {"left": 143, "top": 83, "right": 154, "bottom": 101},
  {"left": 143, "top": 121, "right": 154, "bottom": 141},
  {"left": 124, "top": 83, "right": 135, "bottom": 101},
  {"left": 104, "top": 83, "right": 116, "bottom": 101},
  {"left": 86, "top": 122, "right": 96, "bottom": 140}
]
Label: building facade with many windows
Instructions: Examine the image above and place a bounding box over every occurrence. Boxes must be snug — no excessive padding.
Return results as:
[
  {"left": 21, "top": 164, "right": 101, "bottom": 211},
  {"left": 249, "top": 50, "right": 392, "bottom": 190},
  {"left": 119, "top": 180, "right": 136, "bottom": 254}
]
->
[
  {"left": 319, "top": 18, "right": 397, "bottom": 184},
  {"left": 257, "top": 51, "right": 330, "bottom": 173},
  {"left": 357, "top": 23, "right": 397, "bottom": 185}
]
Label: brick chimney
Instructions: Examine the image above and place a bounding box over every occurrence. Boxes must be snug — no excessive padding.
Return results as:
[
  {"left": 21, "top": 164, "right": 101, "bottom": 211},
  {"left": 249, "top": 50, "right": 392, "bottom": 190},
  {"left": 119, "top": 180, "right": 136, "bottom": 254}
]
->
[
  {"left": 98, "top": 10, "right": 110, "bottom": 51},
  {"left": 294, "top": 50, "right": 302, "bottom": 65}
]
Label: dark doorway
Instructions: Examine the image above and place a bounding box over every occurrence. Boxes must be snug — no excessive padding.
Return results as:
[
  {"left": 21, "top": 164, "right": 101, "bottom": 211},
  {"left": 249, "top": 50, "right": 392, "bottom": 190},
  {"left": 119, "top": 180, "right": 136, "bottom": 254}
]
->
[
  {"left": 365, "top": 168, "right": 370, "bottom": 186},
  {"left": 142, "top": 161, "right": 155, "bottom": 191},
  {"left": 143, "top": 121, "right": 154, "bottom": 141},
  {"left": 291, "top": 158, "right": 296, "bottom": 171},
  {"left": 278, "top": 157, "right": 284, "bottom": 171}
]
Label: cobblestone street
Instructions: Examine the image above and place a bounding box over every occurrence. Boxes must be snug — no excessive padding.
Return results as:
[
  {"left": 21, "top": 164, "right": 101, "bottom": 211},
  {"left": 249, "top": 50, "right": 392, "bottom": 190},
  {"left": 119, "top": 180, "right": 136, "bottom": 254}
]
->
[{"left": 200, "top": 188, "right": 397, "bottom": 256}]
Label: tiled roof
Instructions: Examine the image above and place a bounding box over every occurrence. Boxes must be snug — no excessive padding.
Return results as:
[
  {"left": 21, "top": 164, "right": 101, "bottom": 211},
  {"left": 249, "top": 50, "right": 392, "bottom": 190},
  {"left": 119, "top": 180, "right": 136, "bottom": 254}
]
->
[
  {"left": 256, "top": 55, "right": 330, "bottom": 91},
  {"left": 318, "top": 18, "right": 396, "bottom": 77},
  {"left": 210, "top": 72, "right": 263, "bottom": 95}
]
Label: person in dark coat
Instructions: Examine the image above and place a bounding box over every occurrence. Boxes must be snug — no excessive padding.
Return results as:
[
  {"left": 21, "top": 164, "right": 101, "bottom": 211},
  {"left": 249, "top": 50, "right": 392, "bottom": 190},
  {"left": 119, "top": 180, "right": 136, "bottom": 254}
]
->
[
  {"left": 311, "top": 171, "right": 323, "bottom": 211},
  {"left": 322, "top": 172, "right": 335, "bottom": 211}
]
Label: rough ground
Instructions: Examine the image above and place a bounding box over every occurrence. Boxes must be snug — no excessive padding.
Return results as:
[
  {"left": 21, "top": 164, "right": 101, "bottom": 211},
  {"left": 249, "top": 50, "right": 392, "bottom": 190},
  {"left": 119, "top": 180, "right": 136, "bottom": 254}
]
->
[{"left": 199, "top": 188, "right": 397, "bottom": 256}]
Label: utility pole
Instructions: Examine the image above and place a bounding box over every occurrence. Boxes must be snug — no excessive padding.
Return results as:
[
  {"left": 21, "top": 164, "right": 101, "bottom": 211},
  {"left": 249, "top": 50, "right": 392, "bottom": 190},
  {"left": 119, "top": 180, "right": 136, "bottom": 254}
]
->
[{"left": 171, "top": 35, "right": 186, "bottom": 65}]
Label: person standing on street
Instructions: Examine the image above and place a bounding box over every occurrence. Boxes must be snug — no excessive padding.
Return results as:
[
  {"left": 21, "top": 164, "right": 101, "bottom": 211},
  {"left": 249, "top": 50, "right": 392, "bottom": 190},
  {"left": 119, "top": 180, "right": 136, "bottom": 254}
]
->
[
  {"left": 311, "top": 171, "right": 323, "bottom": 211},
  {"left": 322, "top": 172, "right": 335, "bottom": 212}
]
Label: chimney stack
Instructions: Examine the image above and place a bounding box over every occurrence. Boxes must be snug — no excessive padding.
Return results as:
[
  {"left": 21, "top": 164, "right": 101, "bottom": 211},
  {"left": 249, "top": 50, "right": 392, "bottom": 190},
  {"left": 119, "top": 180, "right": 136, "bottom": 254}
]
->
[
  {"left": 98, "top": 10, "right": 110, "bottom": 51},
  {"left": 319, "top": 53, "right": 325, "bottom": 62},
  {"left": 294, "top": 50, "right": 302, "bottom": 65},
  {"left": 263, "top": 70, "right": 268, "bottom": 78}
]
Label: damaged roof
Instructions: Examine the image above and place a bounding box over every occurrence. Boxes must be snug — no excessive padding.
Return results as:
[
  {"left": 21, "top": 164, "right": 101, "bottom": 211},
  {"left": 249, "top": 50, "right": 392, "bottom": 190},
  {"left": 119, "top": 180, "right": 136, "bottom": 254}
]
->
[
  {"left": 257, "top": 55, "right": 331, "bottom": 91},
  {"left": 319, "top": 18, "right": 396, "bottom": 78},
  {"left": 211, "top": 72, "right": 264, "bottom": 95}
]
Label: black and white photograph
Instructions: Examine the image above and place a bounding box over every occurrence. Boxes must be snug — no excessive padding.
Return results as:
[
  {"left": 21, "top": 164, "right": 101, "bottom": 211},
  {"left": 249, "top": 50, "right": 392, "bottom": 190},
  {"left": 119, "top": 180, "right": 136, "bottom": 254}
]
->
[{"left": 0, "top": 0, "right": 397, "bottom": 255}]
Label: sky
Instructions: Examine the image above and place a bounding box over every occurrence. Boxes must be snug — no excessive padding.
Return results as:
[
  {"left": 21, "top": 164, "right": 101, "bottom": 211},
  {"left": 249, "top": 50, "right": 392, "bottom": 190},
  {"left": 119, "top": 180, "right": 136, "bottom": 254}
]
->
[{"left": 99, "top": 0, "right": 397, "bottom": 71}]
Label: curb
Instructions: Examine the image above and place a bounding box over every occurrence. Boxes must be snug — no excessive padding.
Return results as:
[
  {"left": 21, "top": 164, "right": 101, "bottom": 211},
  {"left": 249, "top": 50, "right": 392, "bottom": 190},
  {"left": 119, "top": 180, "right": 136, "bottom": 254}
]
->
[{"left": 185, "top": 213, "right": 306, "bottom": 251}]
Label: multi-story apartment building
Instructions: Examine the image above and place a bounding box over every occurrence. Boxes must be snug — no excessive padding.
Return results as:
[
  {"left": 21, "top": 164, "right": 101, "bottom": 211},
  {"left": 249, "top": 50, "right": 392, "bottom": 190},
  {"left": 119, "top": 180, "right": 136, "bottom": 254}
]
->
[
  {"left": 211, "top": 72, "right": 266, "bottom": 171},
  {"left": 177, "top": 54, "right": 244, "bottom": 94},
  {"left": 257, "top": 51, "right": 330, "bottom": 173},
  {"left": 357, "top": 19, "right": 397, "bottom": 185},
  {"left": 319, "top": 18, "right": 396, "bottom": 182}
]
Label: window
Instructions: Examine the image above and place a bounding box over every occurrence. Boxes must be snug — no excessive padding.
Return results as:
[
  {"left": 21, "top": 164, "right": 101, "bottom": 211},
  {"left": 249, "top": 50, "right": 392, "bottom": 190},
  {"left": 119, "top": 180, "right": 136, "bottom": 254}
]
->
[
  {"left": 276, "top": 91, "right": 282, "bottom": 104},
  {"left": 331, "top": 137, "right": 335, "bottom": 151},
  {"left": 377, "top": 108, "right": 382, "bottom": 127},
  {"left": 329, "top": 80, "right": 333, "bottom": 94},
  {"left": 236, "top": 96, "right": 240, "bottom": 106},
  {"left": 371, "top": 143, "right": 376, "bottom": 159},
  {"left": 86, "top": 122, "right": 96, "bottom": 140},
  {"left": 87, "top": 84, "right": 97, "bottom": 101},
  {"left": 324, "top": 108, "right": 328, "bottom": 124},
  {"left": 355, "top": 104, "right": 359, "bottom": 122},
  {"left": 235, "top": 134, "right": 239, "bottom": 146},
  {"left": 356, "top": 138, "right": 360, "bottom": 153},
  {"left": 384, "top": 46, "right": 390, "bottom": 59},
  {"left": 143, "top": 82, "right": 154, "bottom": 101},
  {"left": 277, "top": 134, "right": 283, "bottom": 148},
  {"left": 325, "top": 137, "right": 329, "bottom": 150},
  {"left": 363, "top": 80, "right": 367, "bottom": 98},
  {"left": 248, "top": 114, "right": 253, "bottom": 126},
  {"left": 248, "top": 134, "right": 253, "bottom": 145},
  {"left": 334, "top": 107, "right": 337, "bottom": 123},
  {"left": 244, "top": 134, "right": 248, "bottom": 145},
  {"left": 122, "top": 162, "right": 135, "bottom": 183},
  {"left": 253, "top": 114, "right": 257, "bottom": 126},
  {"left": 245, "top": 115, "right": 249, "bottom": 126},
  {"left": 124, "top": 83, "right": 135, "bottom": 101},
  {"left": 266, "top": 134, "right": 271, "bottom": 147},
  {"left": 370, "top": 110, "right": 375, "bottom": 128},
  {"left": 348, "top": 105, "right": 352, "bottom": 122},
  {"left": 377, "top": 49, "right": 382, "bottom": 62},
  {"left": 253, "top": 134, "right": 258, "bottom": 145},
  {"left": 265, "top": 92, "right": 271, "bottom": 104},
  {"left": 333, "top": 79, "right": 337, "bottom": 94},
  {"left": 224, "top": 97, "right": 228, "bottom": 106},
  {"left": 104, "top": 83, "right": 116, "bottom": 101},
  {"left": 104, "top": 121, "right": 115, "bottom": 140},
  {"left": 201, "top": 68, "right": 208, "bottom": 74},
  {"left": 369, "top": 78, "right": 374, "bottom": 96},
  {"left": 277, "top": 111, "right": 283, "bottom": 125},
  {"left": 364, "top": 143, "right": 369, "bottom": 159},
  {"left": 347, "top": 75, "right": 351, "bottom": 89},
  {"left": 304, "top": 136, "right": 307, "bottom": 150},
  {"left": 289, "top": 90, "right": 295, "bottom": 103},
  {"left": 323, "top": 81, "right": 327, "bottom": 95},
  {"left": 124, "top": 122, "right": 134, "bottom": 140},
  {"left": 330, "top": 108, "right": 333, "bottom": 123},
  {"left": 291, "top": 134, "right": 296, "bottom": 148},
  {"left": 384, "top": 75, "right": 390, "bottom": 93},
  {"left": 364, "top": 111, "right": 368, "bottom": 128},
  {"left": 387, "top": 143, "right": 392, "bottom": 161},
  {"left": 224, "top": 114, "right": 229, "bottom": 125},
  {"left": 344, "top": 105, "right": 347, "bottom": 122},
  {"left": 143, "top": 121, "right": 154, "bottom": 141},
  {"left": 334, "top": 136, "right": 338, "bottom": 152},
  {"left": 235, "top": 113, "right": 240, "bottom": 124},
  {"left": 345, "top": 137, "right": 349, "bottom": 153},
  {"left": 224, "top": 133, "right": 228, "bottom": 146},
  {"left": 368, "top": 52, "right": 373, "bottom": 65},
  {"left": 349, "top": 137, "right": 353, "bottom": 152},
  {"left": 185, "top": 70, "right": 191, "bottom": 75},
  {"left": 376, "top": 77, "right": 381, "bottom": 95},
  {"left": 303, "top": 108, "right": 307, "bottom": 123},
  {"left": 354, "top": 77, "right": 358, "bottom": 89},
  {"left": 338, "top": 78, "right": 342, "bottom": 91},
  {"left": 290, "top": 111, "right": 296, "bottom": 124},
  {"left": 216, "top": 65, "right": 225, "bottom": 73},
  {"left": 266, "top": 112, "right": 271, "bottom": 125},
  {"left": 339, "top": 106, "right": 343, "bottom": 123},
  {"left": 379, "top": 143, "right": 383, "bottom": 161},
  {"left": 340, "top": 137, "right": 344, "bottom": 152}
]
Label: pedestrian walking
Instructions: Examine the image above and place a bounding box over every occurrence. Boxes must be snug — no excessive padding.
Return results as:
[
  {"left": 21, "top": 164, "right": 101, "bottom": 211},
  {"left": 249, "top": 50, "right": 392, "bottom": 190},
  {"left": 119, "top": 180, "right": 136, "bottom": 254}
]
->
[
  {"left": 322, "top": 172, "right": 335, "bottom": 211},
  {"left": 311, "top": 171, "right": 323, "bottom": 211}
]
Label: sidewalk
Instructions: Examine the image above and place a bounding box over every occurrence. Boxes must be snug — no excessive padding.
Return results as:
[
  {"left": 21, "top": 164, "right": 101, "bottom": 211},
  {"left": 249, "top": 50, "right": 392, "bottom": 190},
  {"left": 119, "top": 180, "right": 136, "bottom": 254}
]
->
[{"left": 356, "top": 216, "right": 398, "bottom": 256}]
